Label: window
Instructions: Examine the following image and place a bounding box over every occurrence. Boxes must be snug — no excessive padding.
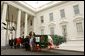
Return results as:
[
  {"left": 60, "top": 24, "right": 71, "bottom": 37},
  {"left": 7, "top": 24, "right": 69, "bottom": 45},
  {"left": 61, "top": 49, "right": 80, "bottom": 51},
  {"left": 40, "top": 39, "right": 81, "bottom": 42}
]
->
[
  {"left": 50, "top": 27, "right": 54, "bottom": 35},
  {"left": 76, "top": 22, "right": 83, "bottom": 33},
  {"left": 30, "top": 20, "right": 32, "bottom": 26},
  {"left": 41, "top": 16, "right": 44, "bottom": 23},
  {"left": 62, "top": 25, "right": 67, "bottom": 37},
  {"left": 41, "top": 29, "right": 44, "bottom": 35},
  {"left": 49, "top": 12, "right": 53, "bottom": 21},
  {"left": 60, "top": 9, "right": 65, "bottom": 18},
  {"left": 73, "top": 4, "right": 80, "bottom": 15},
  {"left": 35, "top": 37, "right": 40, "bottom": 42}
]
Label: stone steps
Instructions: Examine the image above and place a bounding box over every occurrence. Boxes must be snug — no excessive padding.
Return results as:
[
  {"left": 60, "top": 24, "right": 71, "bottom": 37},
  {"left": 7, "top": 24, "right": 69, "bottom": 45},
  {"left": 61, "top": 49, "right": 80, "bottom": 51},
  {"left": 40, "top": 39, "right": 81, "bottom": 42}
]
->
[
  {"left": 58, "top": 40, "right": 84, "bottom": 51},
  {"left": 60, "top": 40, "right": 84, "bottom": 46}
]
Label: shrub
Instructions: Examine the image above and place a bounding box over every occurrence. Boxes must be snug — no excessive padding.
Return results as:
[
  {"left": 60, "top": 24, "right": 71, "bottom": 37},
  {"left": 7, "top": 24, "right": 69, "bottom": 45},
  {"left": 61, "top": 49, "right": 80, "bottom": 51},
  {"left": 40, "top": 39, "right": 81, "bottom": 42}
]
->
[{"left": 52, "top": 35, "right": 66, "bottom": 45}]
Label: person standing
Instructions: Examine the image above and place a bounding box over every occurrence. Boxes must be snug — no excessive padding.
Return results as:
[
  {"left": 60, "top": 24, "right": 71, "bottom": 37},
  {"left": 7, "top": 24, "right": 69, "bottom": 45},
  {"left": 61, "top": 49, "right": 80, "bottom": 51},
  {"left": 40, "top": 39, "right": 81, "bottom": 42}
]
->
[
  {"left": 16, "top": 37, "right": 21, "bottom": 48},
  {"left": 48, "top": 35, "right": 55, "bottom": 49},
  {"left": 29, "top": 31, "right": 36, "bottom": 51},
  {"left": 24, "top": 36, "right": 30, "bottom": 51},
  {"left": 14, "top": 38, "right": 16, "bottom": 49},
  {"left": 10, "top": 38, "right": 14, "bottom": 48}
]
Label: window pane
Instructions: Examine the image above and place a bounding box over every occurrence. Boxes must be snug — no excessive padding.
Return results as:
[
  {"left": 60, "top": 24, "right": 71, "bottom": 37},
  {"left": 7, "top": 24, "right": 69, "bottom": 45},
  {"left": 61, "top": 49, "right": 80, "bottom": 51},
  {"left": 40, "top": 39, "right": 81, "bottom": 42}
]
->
[
  {"left": 50, "top": 27, "right": 54, "bottom": 35},
  {"left": 60, "top": 9, "right": 65, "bottom": 18},
  {"left": 41, "top": 29, "right": 44, "bottom": 35},
  {"left": 30, "top": 20, "right": 32, "bottom": 26},
  {"left": 73, "top": 5, "right": 80, "bottom": 15},
  {"left": 49, "top": 13, "right": 53, "bottom": 21},
  {"left": 76, "top": 22, "right": 83, "bottom": 32},
  {"left": 62, "top": 25, "right": 67, "bottom": 36},
  {"left": 41, "top": 16, "right": 44, "bottom": 23}
]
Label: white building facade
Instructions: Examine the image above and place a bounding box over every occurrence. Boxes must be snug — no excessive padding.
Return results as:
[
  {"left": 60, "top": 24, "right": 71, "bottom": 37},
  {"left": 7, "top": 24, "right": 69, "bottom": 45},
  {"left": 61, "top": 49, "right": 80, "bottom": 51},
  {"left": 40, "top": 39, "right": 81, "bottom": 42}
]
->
[{"left": 1, "top": 1, "right": 84, "bottom": 51}]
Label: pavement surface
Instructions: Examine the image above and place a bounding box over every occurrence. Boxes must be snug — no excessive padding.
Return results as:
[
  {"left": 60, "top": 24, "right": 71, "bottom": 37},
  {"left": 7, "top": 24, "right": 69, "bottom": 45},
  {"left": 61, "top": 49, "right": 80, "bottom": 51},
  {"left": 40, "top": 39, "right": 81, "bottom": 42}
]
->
[{"left": 1, "top": 48, "right": 84, "bottom": 55}]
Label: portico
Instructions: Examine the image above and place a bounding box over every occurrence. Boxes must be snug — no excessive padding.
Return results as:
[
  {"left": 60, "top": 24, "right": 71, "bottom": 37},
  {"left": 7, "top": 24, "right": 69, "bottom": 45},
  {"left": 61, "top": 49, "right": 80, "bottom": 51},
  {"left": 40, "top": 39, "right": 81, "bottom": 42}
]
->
[{"left": 1, "top": 2, "right": 35, "bottom": 46}]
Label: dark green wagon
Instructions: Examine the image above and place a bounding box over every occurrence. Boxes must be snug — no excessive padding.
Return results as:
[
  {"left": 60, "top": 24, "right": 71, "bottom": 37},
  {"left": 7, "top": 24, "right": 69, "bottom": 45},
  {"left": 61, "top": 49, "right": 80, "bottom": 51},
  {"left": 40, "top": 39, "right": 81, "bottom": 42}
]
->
[
  {"left": 35, "top": 35, "right": 65, "bottom": 48},
  {"left": 35, "top": 35, "right": 48, "bottom": 48}
]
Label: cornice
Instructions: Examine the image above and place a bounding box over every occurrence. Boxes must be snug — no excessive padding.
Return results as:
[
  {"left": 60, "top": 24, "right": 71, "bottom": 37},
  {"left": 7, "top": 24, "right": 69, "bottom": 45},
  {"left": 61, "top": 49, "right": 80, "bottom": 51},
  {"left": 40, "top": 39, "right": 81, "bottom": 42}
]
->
[
  {"left": 13, "top": 1, "right": 35, "bottom": 13},
  {"left": 2, "top": 1, "right": 71, "bottom": 14},
  {"left": 16, "top": 1, "right": 69, "bottom": 13}
]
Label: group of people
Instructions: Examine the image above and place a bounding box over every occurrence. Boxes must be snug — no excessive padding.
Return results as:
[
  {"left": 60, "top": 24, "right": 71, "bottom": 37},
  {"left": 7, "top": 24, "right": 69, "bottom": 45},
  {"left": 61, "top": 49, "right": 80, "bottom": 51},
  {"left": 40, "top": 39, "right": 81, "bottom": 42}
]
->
[
  {"left": 9, "top": 31, "right": 40, "bottom": 51},
  {"left": 9, "top": 31, "right": 56, "bottom": 51}
]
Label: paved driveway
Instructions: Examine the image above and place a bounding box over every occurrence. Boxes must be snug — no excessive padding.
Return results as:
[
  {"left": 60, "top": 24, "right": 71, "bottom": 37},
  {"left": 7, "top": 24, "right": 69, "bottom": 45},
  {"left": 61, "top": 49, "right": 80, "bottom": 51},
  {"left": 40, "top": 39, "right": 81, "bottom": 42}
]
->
[{"left": 1, "top": 48, "right": 84, "bottom": 55}]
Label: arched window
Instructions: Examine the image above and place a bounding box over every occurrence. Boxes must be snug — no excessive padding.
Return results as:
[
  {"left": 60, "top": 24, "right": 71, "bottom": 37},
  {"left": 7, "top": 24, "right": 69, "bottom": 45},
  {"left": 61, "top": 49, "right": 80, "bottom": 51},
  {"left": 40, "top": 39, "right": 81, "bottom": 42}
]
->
[
  {"left": 41, "top": 29, "right": 44, "bottom": 35},
  {"left": 76, "top": 22, "right": 83, "bottom": 33},
  {"left": 73, "top": 17, "right": 84, "bottom": 35},
  {"left": 62, "top": 25, "right": 67, "bottom": 37},
  {"left": 50, "top": 27, "right": 54, "bottom": 35}
]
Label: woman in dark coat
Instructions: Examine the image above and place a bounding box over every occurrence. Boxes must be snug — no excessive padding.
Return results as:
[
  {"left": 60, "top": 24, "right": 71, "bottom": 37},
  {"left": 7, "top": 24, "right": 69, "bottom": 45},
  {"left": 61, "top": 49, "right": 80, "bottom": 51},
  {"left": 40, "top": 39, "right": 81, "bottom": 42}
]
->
[
  {"left": 24, "top": 36, "right": 30, "bottom": 51},
  {"left": 9, "top": 39, "right": 11, "bottom": 46},
  {"left": 10, "top": 38, "right": 14, "bottom": 48}
]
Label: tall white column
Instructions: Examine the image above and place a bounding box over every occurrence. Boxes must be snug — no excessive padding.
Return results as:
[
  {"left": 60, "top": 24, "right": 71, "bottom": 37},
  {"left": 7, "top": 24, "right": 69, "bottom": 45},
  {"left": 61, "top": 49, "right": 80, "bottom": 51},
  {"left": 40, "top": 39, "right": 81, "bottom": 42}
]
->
[
  {"left": 16, "top": 10, "right": 21, "bottom": 38},
  {"left": 8, "top": 22, "right": 10, "bottom": 40},
  {"left": 1, "top": 3, "right": 7, "bottom": 46},
  {"left": 1, "top": 1, "right": 3, "bottom": 6},
  {"left": 12, "top": 23, "right": 15, "bottom": 39},
  {"left": 5, "top": 21, "right": 9, "bottom": 46},
  {"left": 1, "top": 1, "right": 3, "bottom": 14},
  {"left": 24, "top": 13, "right": 28, "bottom": 38},
  {"left": 9, "top": 22, "right": 12, "bottom": 40},
  {"left": 33, "top": 16, "right": 37, "bottom": 34}
]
